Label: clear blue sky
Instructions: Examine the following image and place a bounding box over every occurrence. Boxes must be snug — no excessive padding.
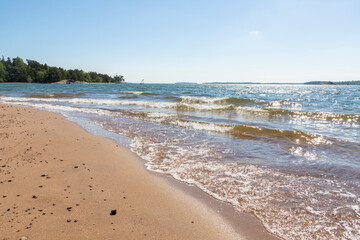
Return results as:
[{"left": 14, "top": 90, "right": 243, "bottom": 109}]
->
[{"left": 1, "top": 0, "right": 359, "bottom": 83}]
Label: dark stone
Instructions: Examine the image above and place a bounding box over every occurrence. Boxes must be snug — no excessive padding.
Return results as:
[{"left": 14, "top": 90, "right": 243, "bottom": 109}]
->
[
  {"left": 41, "top": 174, "right": 47, "bottom": 177},
  {"left": 67, "top": 219, "right": 72, "bottom": 223},
  {"left": 32, "top": 195, "right": 37, "bottom": 199},
  {"left": 67, "top": 207, "right": 72, "bottom": 211},
  {"left": 110, "top": 209, "right": 117, "bottom": 216}
]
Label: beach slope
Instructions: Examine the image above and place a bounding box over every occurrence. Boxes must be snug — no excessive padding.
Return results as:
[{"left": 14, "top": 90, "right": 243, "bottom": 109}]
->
[{"left": 0, "top": 104, "right": 277, "bottom": 240}]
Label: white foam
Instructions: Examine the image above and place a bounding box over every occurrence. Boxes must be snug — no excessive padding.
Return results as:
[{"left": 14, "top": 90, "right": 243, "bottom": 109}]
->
[{"left": 120, "top": 91, "right": 144, "bottom": 95}]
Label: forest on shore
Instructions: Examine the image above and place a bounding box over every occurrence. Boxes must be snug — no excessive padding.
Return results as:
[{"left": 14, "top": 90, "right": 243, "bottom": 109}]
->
[{"left": 0, "top": 56, "right": 124, "bottom": 83}]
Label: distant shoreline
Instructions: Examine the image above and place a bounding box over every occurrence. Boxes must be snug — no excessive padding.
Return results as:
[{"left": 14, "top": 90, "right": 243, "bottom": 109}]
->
[{"left": 202, "top": 80, "right": 360, "bottom": 85}]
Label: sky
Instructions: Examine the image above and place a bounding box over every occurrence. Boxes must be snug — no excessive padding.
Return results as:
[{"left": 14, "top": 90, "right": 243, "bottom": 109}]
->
[{"left": 0, "top": 0, "right": 359, "bottom": 83}]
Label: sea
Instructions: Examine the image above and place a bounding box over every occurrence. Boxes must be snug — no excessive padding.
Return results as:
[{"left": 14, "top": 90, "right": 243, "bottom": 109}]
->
[{"left": 0, "top": 83, "right": 359, "bottom": 239}]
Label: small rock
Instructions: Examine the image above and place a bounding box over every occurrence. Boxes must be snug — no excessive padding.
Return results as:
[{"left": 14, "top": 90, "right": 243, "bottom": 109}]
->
[
  {"left": 110, "top": 209, "right": 117, "bottom": 216},
  {"left": 19, "top": 237, "right": 27, "bottom": 240},
  {"left": 41, "top": 174, "right": 47, "bottom": 177},
  {"left": 67, "top": 207, "right": 72, "bottom": 211},
  {"left": 67, "top": 219, "right": 72, "bottom": 223},
  {"left": 74, "top": 220, "right": 78, "bottom": 223},
  {"left": 32, "top": 195, "right": 37, "bottom": 199}
]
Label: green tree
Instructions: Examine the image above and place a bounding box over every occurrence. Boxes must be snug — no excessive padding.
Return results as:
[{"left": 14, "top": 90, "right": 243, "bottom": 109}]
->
[
  {"left": 0, "top": 61, "right": 7, "bottom": 82},
  {"left": 45, "top": 67, "right": 61, "bottom": 83},
  {"left": 36, "top": 70, "right": 47, "bottom": 83},
  {"left": 95, "top": 76, "right": 103, "bottom": 83},
  {"left": 11, "top": 57, "right": 27, "bottom": 82},
  {"left": 84, "top": 72, "right": 91, "bottom": 82},
  {"left": 113, "top": 75, "right": 124, "bottom": 83},
  {"left": 26, "top": 76, "right": 33, "bottom": 83}
]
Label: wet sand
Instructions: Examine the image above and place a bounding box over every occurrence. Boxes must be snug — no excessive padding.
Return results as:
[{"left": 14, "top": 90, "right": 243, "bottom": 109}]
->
[{"left": 0, "top": 104, "right": 278, "bottom": 240}]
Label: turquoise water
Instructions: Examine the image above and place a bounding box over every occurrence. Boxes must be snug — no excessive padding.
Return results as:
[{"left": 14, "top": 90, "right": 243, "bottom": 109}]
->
[{"left": 1, "top": 83, "right": 359, "bottom": 239}]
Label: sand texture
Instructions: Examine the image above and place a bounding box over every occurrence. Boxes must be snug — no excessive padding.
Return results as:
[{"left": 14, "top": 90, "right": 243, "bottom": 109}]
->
[{"left": 0, "top": 104, "right": 277, "bottom": 240}]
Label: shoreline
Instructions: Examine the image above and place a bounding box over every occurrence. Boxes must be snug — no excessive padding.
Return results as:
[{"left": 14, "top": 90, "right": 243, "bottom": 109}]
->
[{"left": 0, "top": 103, "right": 278, "bottom": 239}]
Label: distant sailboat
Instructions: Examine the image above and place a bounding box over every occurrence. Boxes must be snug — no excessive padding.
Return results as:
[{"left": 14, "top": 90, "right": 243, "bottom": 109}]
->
[{"left": 140, "top": 79, "right": 144, "bottom": 84}]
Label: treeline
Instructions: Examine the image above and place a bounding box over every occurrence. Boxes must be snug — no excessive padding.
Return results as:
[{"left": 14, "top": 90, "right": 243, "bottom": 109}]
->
[{"left": 0, "top": 56, "right": 124, "bottom": 83}]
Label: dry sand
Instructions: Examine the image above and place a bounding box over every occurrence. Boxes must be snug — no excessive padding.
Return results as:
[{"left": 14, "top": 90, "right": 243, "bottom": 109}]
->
[{"left": 0, "top": 104, "right": 278, "bottom": 240}]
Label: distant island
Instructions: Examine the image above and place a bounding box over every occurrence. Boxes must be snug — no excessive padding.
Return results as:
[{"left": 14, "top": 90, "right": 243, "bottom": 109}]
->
[
  {"left": 0, "top": 56, "right": 124, "bottom": 84},
  {"left": 304, "top": 81, "right": 360, "bottom": 85}
]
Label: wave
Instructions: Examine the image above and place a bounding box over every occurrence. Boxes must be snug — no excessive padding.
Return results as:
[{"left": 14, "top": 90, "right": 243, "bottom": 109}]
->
[
  {"left": 29, "top": 93, "right": 84, "bottom": 98},
  {"left": 168, "top": 120, "right": 331, "bottom": 146},
  {"left": 231, "top": 125, "right": 331, "bottom": 145},
  {"left": 0, "top": 96, "right": 236, "bottom": 111},
  {"left": 2, "top": 96, "right": 359, "bottom": 124},
  {"left": 179, "top": 96, "right": 258, "bottom": 105},
  {"left": 120, "top": 91, "right": 159, "bottom": 96},
  {"left": 113, "top": 109, "right": 332, "bottom": 146},
  {"left": 260, "top": 108, "right": 360, "bottom": 124}
]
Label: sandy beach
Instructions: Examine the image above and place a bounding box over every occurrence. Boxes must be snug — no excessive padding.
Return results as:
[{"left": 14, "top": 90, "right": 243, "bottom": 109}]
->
[{"left": 0, "top": 103, "right": 278, "bottom": 240}]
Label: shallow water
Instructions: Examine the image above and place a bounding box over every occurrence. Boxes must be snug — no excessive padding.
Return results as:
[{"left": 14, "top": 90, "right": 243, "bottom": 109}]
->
[{"left": 1, "top": 83, "right": 359, "bottom": 239}]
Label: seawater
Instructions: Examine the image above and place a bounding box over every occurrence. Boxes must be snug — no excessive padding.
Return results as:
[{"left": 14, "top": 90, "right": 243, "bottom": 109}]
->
[{"left": 1, "top": 83, "right": 359, "bottom": 239}]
